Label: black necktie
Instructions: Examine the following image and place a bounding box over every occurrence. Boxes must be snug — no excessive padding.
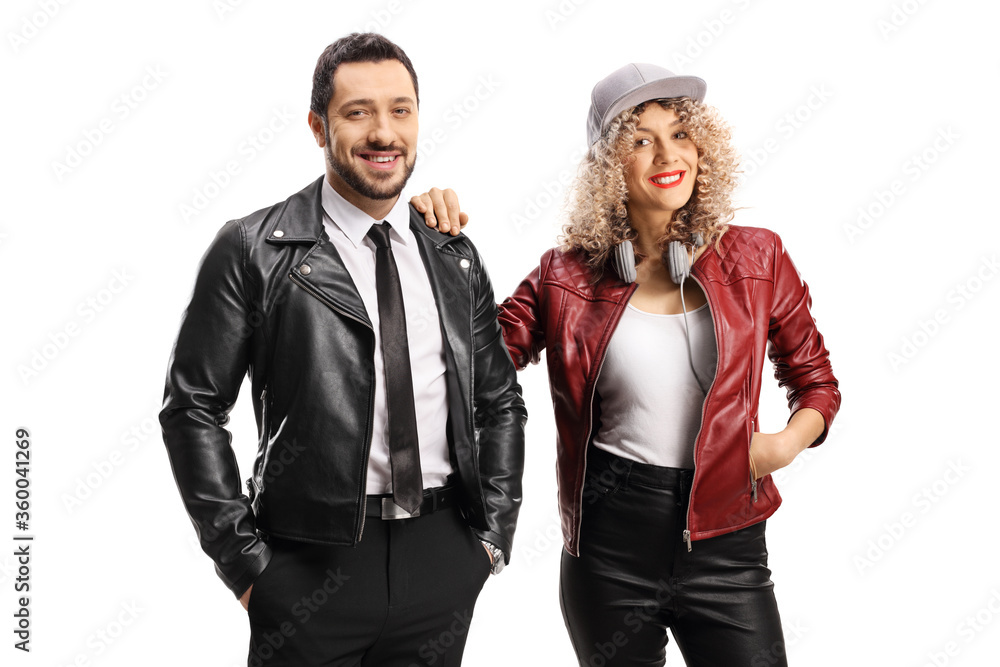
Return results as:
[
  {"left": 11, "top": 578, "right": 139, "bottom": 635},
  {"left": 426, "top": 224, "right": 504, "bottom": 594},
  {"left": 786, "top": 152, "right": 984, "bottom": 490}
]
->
[{"left": 366, "top": 222, "right": 423, "bottom": 513}]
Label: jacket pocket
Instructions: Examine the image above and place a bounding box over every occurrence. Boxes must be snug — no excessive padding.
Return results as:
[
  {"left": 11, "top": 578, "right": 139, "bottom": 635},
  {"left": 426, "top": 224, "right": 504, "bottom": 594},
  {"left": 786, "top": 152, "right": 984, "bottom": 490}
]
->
[{"left": 255, "top": 387, "right": 274, "bottom": 497}]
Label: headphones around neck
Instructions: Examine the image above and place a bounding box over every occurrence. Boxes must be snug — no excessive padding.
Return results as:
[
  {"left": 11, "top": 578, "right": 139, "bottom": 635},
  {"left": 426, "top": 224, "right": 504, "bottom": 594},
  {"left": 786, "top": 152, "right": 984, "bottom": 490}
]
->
[
  {"left": 609, "top": 232, "right": 709, "bottom": 394},
  {"left": 610, "top": 233, "right": 705, "bottom": 286}
]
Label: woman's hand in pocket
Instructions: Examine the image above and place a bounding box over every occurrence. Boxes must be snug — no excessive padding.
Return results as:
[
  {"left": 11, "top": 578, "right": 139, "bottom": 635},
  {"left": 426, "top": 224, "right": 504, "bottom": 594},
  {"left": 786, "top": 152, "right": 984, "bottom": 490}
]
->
[
  {"left": 749, "top": 432, "right": 798, "bottom": 479},
  {"left": 749, "top": 409, "right": 826, "bottom": 479}
]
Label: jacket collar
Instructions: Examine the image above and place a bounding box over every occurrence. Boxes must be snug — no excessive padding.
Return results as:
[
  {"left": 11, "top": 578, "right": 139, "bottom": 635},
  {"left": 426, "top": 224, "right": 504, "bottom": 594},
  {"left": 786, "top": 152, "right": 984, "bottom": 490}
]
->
[
  {"left": 407, "top": 205, "right": 471, "bottom": 255},
  {"left": 269, "top": 176, "right": 471, "bottom": 330},
  {"left": 264, "top": 176, "right": 468, "bottom": 252},
  {"left": 263, "top": 177, "right": 327, "bottom": 244},
  {"left": 321, "top": 177, "right": 412, "bottom": 248}
]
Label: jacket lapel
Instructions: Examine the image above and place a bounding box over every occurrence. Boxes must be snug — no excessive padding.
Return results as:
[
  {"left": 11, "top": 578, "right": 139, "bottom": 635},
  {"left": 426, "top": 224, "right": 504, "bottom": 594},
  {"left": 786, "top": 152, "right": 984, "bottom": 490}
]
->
[
  {"left": 408, "top": 206, "right": 473, "bottom": 359},
  {"left": 265, "top": 177, "right": 371, "bottom": 328},
  {"left": 291, "top": 245, "right": 373, "bottom": 329},
  {"left": 262, "top": 180, "right": 474, "bottom": 338},
  {"left": 409, "top": 207, "right": 474, "bottom": 450}
]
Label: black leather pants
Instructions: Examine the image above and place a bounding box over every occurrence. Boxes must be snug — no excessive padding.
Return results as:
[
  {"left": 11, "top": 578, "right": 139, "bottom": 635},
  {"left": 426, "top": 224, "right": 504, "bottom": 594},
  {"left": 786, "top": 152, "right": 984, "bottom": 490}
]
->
[{"left": 560, "top": 447, "right": 787, "bottom": 667}]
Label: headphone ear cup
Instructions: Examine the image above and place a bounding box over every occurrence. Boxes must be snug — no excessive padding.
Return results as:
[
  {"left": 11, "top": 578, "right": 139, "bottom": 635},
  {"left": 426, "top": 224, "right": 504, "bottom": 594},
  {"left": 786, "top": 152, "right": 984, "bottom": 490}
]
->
[
  {"left": 610, "top": 239, "right": 637, "bottom": 283},
  {"left": 667, "top": 240, "right": 689, "bottom": 285}
]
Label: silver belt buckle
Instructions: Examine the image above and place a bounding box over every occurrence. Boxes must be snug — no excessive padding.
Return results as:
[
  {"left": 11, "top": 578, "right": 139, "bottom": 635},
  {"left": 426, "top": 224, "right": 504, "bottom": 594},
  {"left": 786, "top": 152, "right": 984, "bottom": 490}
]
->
[{"left": 381, "top": 497, "right": 420, "bottom": 520}]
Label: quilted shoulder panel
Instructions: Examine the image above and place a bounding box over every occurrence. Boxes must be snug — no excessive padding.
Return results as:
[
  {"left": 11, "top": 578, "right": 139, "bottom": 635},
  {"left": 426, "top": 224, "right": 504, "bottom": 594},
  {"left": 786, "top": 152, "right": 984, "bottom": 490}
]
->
[
  {"left": 542, "top": 248, "right": 594, "bottom": 289},
  {"left": 701, "top": 225, "right": 776, "bottom": 284},
  {"left": 540, "top": 248, "right": 628, "bottom": 301}
]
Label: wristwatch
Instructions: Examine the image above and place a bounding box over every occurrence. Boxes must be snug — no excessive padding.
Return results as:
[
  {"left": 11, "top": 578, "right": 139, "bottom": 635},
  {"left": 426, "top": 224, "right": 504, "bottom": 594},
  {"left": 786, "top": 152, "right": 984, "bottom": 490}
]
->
[{"left": 480, "top": 540, "right": 505, "bottom": 575}]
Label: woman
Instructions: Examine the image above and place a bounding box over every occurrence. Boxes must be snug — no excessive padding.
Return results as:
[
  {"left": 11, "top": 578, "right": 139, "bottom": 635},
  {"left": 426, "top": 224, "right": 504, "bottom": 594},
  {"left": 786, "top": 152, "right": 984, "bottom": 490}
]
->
[{"left": 415, "top": 63, "right": 840, "bottom": 666}]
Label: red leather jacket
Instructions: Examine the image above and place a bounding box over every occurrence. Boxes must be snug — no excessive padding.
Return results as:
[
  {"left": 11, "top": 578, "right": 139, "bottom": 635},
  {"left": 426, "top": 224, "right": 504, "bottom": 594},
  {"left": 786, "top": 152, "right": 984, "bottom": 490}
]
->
[{"left": 498, "top": 225, "right": 841, "bottom": 554}]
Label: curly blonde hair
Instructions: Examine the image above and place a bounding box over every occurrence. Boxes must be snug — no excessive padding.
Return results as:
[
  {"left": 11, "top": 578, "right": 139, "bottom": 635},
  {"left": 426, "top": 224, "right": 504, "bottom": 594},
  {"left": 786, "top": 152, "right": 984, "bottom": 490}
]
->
[{"left": 560, "top": 97, "right": 740, "bottom": 276}]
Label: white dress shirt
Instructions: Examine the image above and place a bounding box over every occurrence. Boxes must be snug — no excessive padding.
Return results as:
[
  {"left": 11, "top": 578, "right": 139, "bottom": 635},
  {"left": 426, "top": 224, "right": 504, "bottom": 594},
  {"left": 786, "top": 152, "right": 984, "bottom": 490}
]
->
[{"left": 320, "top": 179, "right": 452, "bottom": 494}]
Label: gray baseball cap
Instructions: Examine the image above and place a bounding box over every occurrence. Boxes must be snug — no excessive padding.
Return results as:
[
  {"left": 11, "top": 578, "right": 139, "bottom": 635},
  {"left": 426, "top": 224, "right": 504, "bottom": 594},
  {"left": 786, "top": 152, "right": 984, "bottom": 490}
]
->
[{"left": 586, "top": 63, "right": 707, "bottom": 146}]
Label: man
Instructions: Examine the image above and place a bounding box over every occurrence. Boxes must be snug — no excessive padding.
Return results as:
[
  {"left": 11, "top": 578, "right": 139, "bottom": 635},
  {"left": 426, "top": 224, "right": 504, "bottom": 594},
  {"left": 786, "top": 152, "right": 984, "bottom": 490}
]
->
[{"left": 159, "top": 33, "right": 526, "bottom": 666}]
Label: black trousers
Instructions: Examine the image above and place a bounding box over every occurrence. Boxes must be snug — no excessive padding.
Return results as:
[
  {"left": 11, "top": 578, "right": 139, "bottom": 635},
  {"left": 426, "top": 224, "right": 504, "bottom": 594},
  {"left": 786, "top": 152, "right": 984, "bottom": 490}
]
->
[
  {"left": 246, "top": 502, "right": 492, "bottom": 667},
  {"left": 560, "top": 447, "right": 787, "bottom": 667}
]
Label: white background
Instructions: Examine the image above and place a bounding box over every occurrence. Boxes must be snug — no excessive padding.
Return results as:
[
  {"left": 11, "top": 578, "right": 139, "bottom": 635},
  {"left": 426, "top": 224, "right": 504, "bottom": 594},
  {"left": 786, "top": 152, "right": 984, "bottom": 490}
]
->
[{"left": 2, "top": 0, "right": 999, "bottom": 665}]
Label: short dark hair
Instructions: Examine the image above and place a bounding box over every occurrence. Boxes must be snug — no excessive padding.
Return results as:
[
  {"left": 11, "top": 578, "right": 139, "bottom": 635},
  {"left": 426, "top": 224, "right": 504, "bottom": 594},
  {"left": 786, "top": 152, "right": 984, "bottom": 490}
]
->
[{"left": 310, "top": 33, "right": 419, "bottom": 120}]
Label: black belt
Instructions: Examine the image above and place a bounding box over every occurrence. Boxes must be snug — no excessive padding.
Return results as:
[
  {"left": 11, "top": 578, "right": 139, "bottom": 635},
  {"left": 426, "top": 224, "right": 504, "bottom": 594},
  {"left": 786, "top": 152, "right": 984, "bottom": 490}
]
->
[{"left": 365, "top": 484, "right": 458, "bottom": 520}]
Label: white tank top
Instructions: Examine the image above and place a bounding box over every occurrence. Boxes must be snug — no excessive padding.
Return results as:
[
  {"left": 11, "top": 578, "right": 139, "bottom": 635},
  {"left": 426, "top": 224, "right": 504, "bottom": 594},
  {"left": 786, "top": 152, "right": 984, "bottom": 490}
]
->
[{"left": 590, "top": 302, "right": 717, "bottom": 469}]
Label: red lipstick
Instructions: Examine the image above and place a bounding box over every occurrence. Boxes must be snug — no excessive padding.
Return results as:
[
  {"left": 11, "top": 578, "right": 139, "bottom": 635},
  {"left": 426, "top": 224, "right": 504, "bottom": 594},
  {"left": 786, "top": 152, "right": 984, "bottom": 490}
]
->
[{"left": 648, "top": 170, "right": 685, "bottom": 189}]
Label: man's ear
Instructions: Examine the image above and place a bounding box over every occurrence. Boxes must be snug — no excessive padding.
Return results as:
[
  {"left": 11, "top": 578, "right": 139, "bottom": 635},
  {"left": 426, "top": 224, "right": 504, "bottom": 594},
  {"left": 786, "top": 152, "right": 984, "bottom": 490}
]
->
[{"left": 307, "top": 110, "right": 327, "bottom": 148}]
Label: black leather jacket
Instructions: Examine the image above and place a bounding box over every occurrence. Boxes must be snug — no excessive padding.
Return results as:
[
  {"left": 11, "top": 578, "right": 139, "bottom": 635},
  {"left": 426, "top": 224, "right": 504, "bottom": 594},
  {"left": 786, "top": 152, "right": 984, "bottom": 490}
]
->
[{"left": 160, "top": 177, "right": 526, "bottom": 597}]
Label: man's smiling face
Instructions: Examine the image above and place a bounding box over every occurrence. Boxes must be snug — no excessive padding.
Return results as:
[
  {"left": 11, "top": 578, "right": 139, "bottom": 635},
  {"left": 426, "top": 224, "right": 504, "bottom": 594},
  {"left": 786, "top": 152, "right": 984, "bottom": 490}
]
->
[{"left": 319, "top": 59, "right": 418, "bottom": 203}]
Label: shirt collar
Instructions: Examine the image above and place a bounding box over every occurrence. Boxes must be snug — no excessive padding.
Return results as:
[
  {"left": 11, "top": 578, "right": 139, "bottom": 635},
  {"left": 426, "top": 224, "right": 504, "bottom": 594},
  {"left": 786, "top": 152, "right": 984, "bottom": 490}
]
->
[{"left": 321, "top": 177, "right": 412, "bottom": 248}]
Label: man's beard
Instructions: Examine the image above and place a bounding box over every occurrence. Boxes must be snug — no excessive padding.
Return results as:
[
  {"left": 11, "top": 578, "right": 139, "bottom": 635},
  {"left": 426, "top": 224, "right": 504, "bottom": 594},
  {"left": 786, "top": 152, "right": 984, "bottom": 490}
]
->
[{"left": 325, "top": 130, "right": 416, "bottom": 201}]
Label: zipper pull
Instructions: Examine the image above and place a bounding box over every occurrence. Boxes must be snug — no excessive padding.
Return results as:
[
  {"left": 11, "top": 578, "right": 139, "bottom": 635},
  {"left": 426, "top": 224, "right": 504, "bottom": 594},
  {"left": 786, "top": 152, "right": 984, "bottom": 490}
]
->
[
  {"left": 751, "top": 478, "right": 758, "bottom": 502},
  {"left": 683, "top": 530, "right": 692, "bottom": 552}
]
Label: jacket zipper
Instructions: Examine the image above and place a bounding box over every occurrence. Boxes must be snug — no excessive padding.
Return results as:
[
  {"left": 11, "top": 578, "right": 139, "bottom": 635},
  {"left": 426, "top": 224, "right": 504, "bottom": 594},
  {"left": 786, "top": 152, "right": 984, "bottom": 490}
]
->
[
  {"left": 684, "top": 273, "right": 720, "bottom": 552},
  {"left": 749, "top": 416, "right": 758, "bottom": 502},
  {"left": 573, "top": 283, "right": 637, "bottom": 552},
  {"left": 255, "top": 387, "right": 269, "bottom": 497},
  {"left": 356, "top": 376, "right": 376, "bottom": 541},
  {"left": 464, "top": 271, "right": 485, "bottom": 515},
  {"left": 288, "top": 270, "right": 375, "bottom": 541}
]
